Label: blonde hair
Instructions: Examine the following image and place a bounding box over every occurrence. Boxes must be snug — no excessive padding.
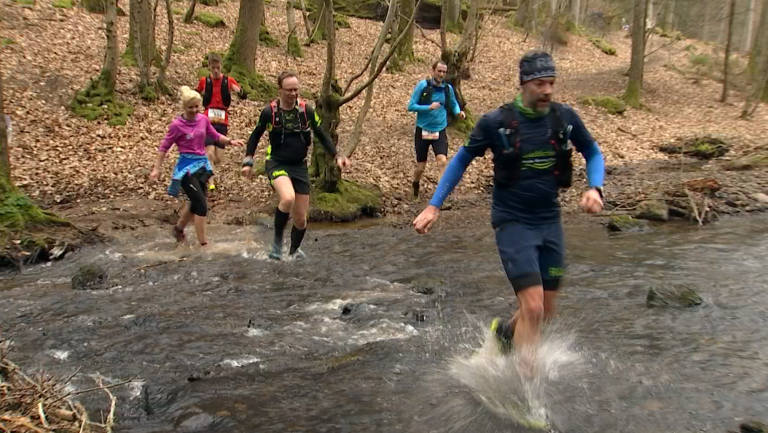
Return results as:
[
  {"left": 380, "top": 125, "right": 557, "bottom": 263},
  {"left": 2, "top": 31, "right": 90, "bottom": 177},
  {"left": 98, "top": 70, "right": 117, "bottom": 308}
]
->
[{"left": 180, "top": 86, "right": 202, "bottom": 107}]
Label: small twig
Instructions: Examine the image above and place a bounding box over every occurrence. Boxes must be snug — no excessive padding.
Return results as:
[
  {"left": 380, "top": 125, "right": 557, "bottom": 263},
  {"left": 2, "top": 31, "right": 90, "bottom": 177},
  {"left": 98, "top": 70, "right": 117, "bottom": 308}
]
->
[
  {"left": 0, "top": 417, "right": 45, "bottom": 433},
  {"left": 342, "top": 51, "right": 374, "bottom": 96},
  {"left": 97, "top": 376, "right": 117, "bottom": 433},
  {"left": 53, "top": 366, "right": 83, "bottom": 393},
  {"left": 38, "top": 401, "right": 49, "bottom": 427},
  {"left": 49, "top": 378, "right": 133, "bottom": 406},
  {"left": 411, "top": 21, "right": 442, "bottom": 49},
  {"left": 134, "top": 257, "right": 186, "bottom": 271},
  {"left": 617, "top": 126, "right": 638, "bottom": 137}
]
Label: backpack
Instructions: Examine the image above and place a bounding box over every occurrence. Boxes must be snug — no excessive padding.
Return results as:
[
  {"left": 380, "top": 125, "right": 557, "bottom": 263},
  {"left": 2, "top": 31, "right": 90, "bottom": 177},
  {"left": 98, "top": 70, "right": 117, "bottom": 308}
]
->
[
  {"left": 269, "top": 99, "right": 311, "bottom": 145},
  {"left": 203, "top": 75, "right": 231, "bottom": 108},
  {"left": 493, "top": 102, "right": 573, "bottom": 188},
  {"left": 417, "top": 78, "right": 453, "bottom": 113}
]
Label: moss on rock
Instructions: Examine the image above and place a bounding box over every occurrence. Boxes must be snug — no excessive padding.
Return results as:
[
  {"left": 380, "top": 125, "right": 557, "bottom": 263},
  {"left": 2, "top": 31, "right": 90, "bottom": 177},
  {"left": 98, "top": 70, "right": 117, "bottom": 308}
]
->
[
  {"left": 260, "top": 27, "right": 279, "bottom": 47},
  {"left": 607, "top": 215, "right": 649, "bottom": 232},
  {"left": 52, "top": 0, "right": 73, "bottom": 8},
  {"left": 227, "top": 65, "right": 278, "bottom": 102},
  {"left": 309, "top": 180, "right": 382, "bottom": 222},
  {"left": 579, "top": 95, "right": 627, "bottom": 115},
  {"left": 287, "top": 32, "right": 303, "bottom": 58},
  {"left": 590, "top": 37, "right": 616, "bottom": 55},
  {"left": 199, "top": 0, "right": 218, "bottom": 5},
  {"left": 70, "top": 73, "right": 133, "bottom": 125},
  {"left": 195, "top": 11, "right": 225, "bottom": 28}
]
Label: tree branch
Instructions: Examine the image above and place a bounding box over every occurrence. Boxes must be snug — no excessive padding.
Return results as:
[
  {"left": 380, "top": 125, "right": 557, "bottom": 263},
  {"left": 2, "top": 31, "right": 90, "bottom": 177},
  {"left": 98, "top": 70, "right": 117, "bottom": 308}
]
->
[
  {"left": 339, "top": 0, "right": 423, "bottom": 106},
  {"left": 342, "top": 50, "right": 374, "bottom": 96},
  {"left": 408, "top": 18, "right": 443, "bottom": 49}
]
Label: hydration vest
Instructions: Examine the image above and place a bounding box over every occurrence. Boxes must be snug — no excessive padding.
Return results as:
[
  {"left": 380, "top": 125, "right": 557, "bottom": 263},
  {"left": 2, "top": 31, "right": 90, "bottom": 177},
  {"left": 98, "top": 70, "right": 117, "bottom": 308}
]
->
[
  {"left": 492, "top": 102, "right": 573, "bottom": 189},
  {"left": 417, "top": 77, "right": 453, "bottom": 113},
  {"left": 270, "top": 99, "right": 311, "bottom": 145},
  {"left": 203, "top": 75, "right": 231, "bottom": 108}
]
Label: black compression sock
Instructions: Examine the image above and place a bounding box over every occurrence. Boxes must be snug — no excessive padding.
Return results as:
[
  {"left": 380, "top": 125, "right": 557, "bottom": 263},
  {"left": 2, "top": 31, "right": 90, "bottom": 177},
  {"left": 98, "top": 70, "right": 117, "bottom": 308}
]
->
[
  {"left": 274, "top": 208, "right": 290, "bottom": 245},
  {"left": 290, "top": 226, "right": 307, "bottom": 254}
]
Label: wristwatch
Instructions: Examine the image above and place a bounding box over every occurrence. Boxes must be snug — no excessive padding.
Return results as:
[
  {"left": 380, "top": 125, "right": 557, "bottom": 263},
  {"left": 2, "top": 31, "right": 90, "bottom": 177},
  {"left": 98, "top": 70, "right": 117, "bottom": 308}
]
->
[
  {"left": 591, "top": 186, "right": 604, "bottom": 199},
  {"left": 242, "top": 157, "right": 254, "bottom": 167}
]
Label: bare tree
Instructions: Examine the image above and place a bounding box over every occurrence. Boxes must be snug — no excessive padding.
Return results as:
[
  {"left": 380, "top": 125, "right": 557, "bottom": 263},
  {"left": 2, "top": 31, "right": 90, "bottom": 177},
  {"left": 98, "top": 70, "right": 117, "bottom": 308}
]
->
[
  {"left": 446, "top": 0, "right": 462, "bottom": 32},
  {"left": 625, "top": 0, "right": 647, "bottom": 108},
  {"left": 440, "top": 0, "right": 480, "bottom": 116},
  {"left": 225, "top": 0, "right": 263, "bottom": 74},
  {"left": 183, "top": 0, "right": 196, "bottom": 24},
  {"left": 0, "top": 61, "right": 10, "bottom": 194},
  {"left": 311, "top": 0, "right": 422, "bottom": 191},
  {"left": 156, "top": 0, "right": 174, "bottom": 93},
  {"left": 662, "top": 0, "right": 675, "bottom": 32},
  {"left": 570, "top": 0, "right": 580, "bottom": 25},
  {"left": 346, "top": 0, "right": 400, "bottom": 157},
  {"left": 286, "top": 0, "right": 303, "bottom": 57},
  {"left": 127, "top": 0, "right": 157, "bottom": 68},
  {"left": 395, "top": 0, "right": 416, "bottom": 63},
  {"left": 722, "top": 0, "right": 736, "bottom": 103},
  {"left": 743, "top": 0, "right": 756, "bottom": 52},
  {"left": 104, "top": 0, "right": 118, "bottom": 92}
]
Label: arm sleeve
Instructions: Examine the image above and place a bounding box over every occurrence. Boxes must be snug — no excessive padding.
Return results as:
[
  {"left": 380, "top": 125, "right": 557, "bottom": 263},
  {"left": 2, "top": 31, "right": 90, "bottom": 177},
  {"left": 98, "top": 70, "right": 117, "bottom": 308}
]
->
[
  {"left": 308, "top": 106, "right": 337, "bottom": 155},
  {"left": 407, "top": 81, "right": 431, "bottom": 113},
  {"left": 158, "top": 122, "right": 177, "bottom": 153},
  {"left": 246, "top": 108, "right": 271, "bottom": 157},
  {"left": 196, "top": 77, "right": 205, "bottom": 94},
  {"left": 448, "top": 85, "right": 461, "bottom": 116},
  {"left": 228, "top": 77, "right": 240, "bottom": 90},
  {"left": 565, "top": 106, "right": 605, "bottom": 188},
  {"left": 205, "top": 117, "right": 223, "bottom": 142},
  {"left": 428, "top": 146, "right": 475, "bottom": 208}
]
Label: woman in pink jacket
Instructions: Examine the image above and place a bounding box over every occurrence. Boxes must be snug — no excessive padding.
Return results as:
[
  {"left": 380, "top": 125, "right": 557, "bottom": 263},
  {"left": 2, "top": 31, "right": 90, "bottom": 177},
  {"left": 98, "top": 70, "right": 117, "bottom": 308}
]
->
[{"left": 150, "top": 86, "right": 243, "bottom": 249}]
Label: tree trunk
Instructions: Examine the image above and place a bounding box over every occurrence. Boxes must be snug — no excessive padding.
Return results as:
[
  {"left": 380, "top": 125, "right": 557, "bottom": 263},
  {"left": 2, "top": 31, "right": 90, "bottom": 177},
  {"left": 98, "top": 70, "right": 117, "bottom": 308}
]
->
[
  {"left": 446, "top": 0, "right": 461, "bottom": 32},
  {"left": 396, "top": 0, "right": 415, "bottom": 62},
  {"left": 440, "top": 0, "right": 448, "bottom": 49},
  {"left": 703, "top": 0, "right": 711, "bottom": 41},
  {"left": 442, "top": 0, "right": 479, "bottom": 114},
  {"left": 183, "top": 0, "right": 196, "bottom": 24},
  {"left": 103, "top": 0, "right": 118, "bottom": 92},
  {"left": 662, "top": 0, "right": 674, "bottom": 31},
  {"left": 346, "top": 0, "right": 399, "bottom": 157},
  {"left": 287, "top": 0, "right": 302, "bottom": 57},
  {"left": 514, "top": 0, "right": 531, "bottom": 29},
  {"left": 722, "top": 0, "right": 736, "bottom": 102},
  {"left": 312, "top": 0, "right": 330, "bottom": 41},
  {"left": 626, "top": 0, "right": 646, "bottom": 108},
  {"left": 549, "top": 0, "right": 557, "bottom": 16},
  {"left": 314, "top": 0, "right": 340, "bottom": 192},
  {"left": 131, "top": 0, "right": 154, "bottom": 93},
  {"left": 156, "top": 0, "right": 174, "bottom": 93},
  {"left": 0, "top": 61, "right": 11, "bottom": 194},
  {"left": 225, "top": 0, "right": 262, "bottom": 74},
  {"left": 743, "top": 0, "right": 756, "bottom": 52},
  {"left": 647, "top": 0, "right": 653, "bottom": 29},
  {"left": 748, "top": 0, "right": 768, "bottom": 102},
  {"left": 570, "top": 0, "right": 580, "bottom": 24},
  {"left": 298, "top": 0, "right": 313, "bottom": 38}
]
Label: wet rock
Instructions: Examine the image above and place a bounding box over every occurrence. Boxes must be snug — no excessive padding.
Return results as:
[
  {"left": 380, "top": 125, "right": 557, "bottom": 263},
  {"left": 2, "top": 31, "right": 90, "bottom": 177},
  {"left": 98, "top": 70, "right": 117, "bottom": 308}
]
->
[
  {"left": 407, "top": 277, "right": 446, "bottom": 295},
  {"left": 646, "top": 284, "right": 703, "bottom": 308},
  {"left": 340, "top": 303, "right": 376, "bottom": 323},
  {"left": 635, "top": 200, "right": 669, "bottom": 222},
  {"left": 684, "top": 178, "right": 721, "bottom": 194},
  {"left": 403, "top": 309, "right": 427, "bottom": 323},
  {"left": 660, "top": 136, "right": 730, "bottom": 160},
  {"left": 607, "top": 215, "right": 650, "bottom": 232},
  {"left": 71, "top": 264, "right": 108, "bottom": 291},
  {"left": 178, "top": 412, "right": 217, "bottom": 431},
  {"left": 739, "top": 421, "right": 768, "bottom": 433}
]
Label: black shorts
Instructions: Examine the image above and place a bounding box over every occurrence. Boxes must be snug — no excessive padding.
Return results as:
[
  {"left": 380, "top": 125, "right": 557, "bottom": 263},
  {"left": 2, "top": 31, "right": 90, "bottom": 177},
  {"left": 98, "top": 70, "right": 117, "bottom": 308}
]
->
[
  {"left": 181, "top": 167, "right": 212, "bottom": 217},
  {"left": 205, "top": 123, "right": 228, "bottom": 149},
  {"left": 495, "top": 222, "right": 565, "bottom": 293},
  {"left": 414, "top": 127, "right": 448, "bottom": 163},
  {"left": 265, "top": 160, "right": 311, "bottom": 195}
]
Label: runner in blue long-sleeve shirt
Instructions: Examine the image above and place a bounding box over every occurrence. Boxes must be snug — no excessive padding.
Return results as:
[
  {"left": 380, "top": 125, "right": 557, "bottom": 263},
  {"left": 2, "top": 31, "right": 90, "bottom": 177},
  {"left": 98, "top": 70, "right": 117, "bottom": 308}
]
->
[
  {"left": 414, "top": 51, "right": 606, "bottom": 378},
  {"left": 407, "top": 60, "right": 465, "bottom": 199}
]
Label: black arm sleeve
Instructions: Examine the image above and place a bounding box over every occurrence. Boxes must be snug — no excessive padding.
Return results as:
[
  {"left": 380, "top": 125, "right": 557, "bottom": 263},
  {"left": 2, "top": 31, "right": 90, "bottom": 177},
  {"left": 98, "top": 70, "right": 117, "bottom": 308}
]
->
[
  {"left": 246, "top": 107, "right": 272, "bottom": 157},
  {"left": 307, "top": 106, "right": 337, "bottom": 156}
]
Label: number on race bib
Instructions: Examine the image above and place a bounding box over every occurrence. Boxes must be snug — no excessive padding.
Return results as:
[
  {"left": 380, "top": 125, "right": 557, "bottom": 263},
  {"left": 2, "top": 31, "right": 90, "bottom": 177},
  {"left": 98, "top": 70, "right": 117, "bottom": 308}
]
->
[
  {"left": 208, "top": 108, "right": 226, "bottom": 123},
  {"left": 422, "top": 130, "right": 440, "bottom": 140}
]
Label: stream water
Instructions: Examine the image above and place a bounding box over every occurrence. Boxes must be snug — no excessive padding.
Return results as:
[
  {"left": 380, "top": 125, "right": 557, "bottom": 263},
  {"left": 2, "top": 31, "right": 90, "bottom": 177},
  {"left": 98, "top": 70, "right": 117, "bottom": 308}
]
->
[{"left": 1, "top": 213, "right": 767, "bottom": 433}]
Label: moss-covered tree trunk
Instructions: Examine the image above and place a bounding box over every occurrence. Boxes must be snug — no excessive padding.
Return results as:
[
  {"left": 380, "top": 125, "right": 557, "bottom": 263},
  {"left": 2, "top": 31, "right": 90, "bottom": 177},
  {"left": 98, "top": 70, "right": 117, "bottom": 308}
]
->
[
  {"left": 722, "top": 0, "right": 735, "bottom": 103},
  {"left": 156, "top": 0, "right": 174, "bottom": 94},
  {"left": 625, "top": 0, "right": 646, "bottom": 108},
  {"left": 298, "top": 0, "right": 313, "bottom": 38},
  {"left": 286, "top": 0, "right": 303, "bottom": 57},
  {"left": 0, "top": 65, "right": 10, "bottom": 195},
  {"left": 396, "top": 0, "right": 415, "bottom": 62},
  {"left": 104, "top": 0, "right": 118, "bottom": 92},
  {"left": 183, "top": 0, "right": 196, "bottom": 24},
  {"left": 225, "top": 0, "right": 262, "bottom": 74},
  {"left": 446, "top": 0, "right": 462, "bottom": 33},
  {"left": 126, "top": 0, "right": 156, "bottom": 67},
  {"left": 441, "top": 0, "right": 478, "bottom": 131},
  {"left": 311, "top": 0, "right": 330, "bottom": 41},
  {"left": 313, "top": 0, "right": 341, "bottom": 192}
]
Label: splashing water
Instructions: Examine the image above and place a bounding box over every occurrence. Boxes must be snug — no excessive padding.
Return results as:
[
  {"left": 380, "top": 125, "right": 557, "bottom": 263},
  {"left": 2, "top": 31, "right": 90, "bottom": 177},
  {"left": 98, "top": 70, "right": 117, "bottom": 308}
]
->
[{"left": 414, "top": 319, "right": 586, "bottom": 433}]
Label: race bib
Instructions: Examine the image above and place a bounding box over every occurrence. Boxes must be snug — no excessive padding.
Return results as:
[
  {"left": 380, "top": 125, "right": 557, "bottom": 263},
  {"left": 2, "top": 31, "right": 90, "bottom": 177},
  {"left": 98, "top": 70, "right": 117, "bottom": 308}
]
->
[
  {"left": 421, "top": 130, "right": 440, "bottom": 140},
  {"left": 208, "top": 108, "right": 226, "bottom": 123}
]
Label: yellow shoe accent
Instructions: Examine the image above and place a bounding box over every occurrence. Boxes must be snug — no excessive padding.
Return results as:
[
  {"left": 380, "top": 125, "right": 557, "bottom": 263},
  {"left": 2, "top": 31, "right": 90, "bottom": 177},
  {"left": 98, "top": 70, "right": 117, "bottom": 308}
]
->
[
  {"left": 490, "top": 317, "right": 501, "bottom": 333},
  {"left": 208, "top": 182, "right": 216, "bottom": 191}
]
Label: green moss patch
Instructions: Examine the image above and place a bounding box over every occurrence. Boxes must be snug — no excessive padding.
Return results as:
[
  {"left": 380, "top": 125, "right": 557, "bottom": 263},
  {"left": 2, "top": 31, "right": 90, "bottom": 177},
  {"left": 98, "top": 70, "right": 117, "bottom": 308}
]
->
[
  {"left": 1, "top": 38, "right": 16, "bottom": 47},
  {"left": 309, "top": 180, "right": 382, "bottom": 222},
  {"left": 260, "top": 27, "right": 279, "bottom": 47},
  {"left": 195, "top": 11, "right": 225, "bottom": 28},
  {"left": 227, "top": 65, "right": 278, "bottom": 102},
  {"left": 579, "top": 95, "right": 627, "bottom": 115},
  {"left": 590, "top": 37, "right": 616, "bottom": 55},
  {"left": 71, "top": 73, "right": 134, "bottom": 125},
  {"left": 52, "top": 0, "right": 73, "bottom": 8}
]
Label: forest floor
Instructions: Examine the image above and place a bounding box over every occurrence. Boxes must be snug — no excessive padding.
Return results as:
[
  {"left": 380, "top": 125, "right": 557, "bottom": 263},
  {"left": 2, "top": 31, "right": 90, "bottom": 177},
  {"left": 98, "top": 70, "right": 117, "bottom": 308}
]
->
[{"left": 2, "top": 0, "right": 768, "bottom": 238}]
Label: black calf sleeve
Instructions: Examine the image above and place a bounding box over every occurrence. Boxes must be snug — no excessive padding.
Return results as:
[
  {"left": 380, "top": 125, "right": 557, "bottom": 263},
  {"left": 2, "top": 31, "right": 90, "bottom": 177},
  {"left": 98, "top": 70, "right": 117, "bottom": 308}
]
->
[
  {"left": 290, "top": 226, "right": 307, "bottom": 254},
  {"left": 274, "top": 208, "right": 290, "bottom": 245}
]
